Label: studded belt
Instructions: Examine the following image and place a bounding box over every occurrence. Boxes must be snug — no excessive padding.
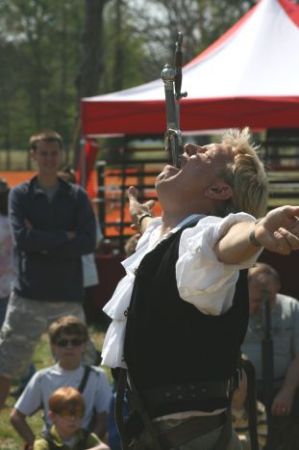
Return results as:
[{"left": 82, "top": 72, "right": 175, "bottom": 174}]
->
[{"left": 141, "top": 380, "right": 232, "bottom": 418}]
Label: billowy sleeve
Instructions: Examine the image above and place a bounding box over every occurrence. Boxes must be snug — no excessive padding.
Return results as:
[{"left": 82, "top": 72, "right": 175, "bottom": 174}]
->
[
  {"left": 176, "top": 213, "right": 261, "bottom": 315},
  {"left": 101, "top": 218, "right": 162, "bottom": 368}
]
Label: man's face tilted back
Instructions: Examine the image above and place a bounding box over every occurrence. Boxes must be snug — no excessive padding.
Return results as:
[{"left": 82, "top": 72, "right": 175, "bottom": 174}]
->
[
  {"left": 155, "top": 142, "right": 234, "bottom": 212},
  {"left": 31, "top": 140, "right": 62, "bottom": 178}
]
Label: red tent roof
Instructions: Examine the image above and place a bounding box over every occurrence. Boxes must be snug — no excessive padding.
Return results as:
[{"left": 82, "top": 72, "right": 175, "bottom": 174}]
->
[{"left": 81, "top": 0, "right": 299, "bottom": 137}]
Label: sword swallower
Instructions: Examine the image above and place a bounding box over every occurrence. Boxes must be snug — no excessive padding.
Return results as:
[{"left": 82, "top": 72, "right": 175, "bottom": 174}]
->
[{"left": 161, "top": 31, "right": 188, "bottom": 168}]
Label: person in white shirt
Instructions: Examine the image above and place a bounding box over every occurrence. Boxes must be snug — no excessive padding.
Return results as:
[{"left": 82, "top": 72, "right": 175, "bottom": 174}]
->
[
  {"left": 10, "top": 315, "right": 112, "bottom": 450},
  {"left": 242, "top": 262, "right": 299, "bottom": 450},
  {"left": 102, "top": 128, "right": 299, "bottom": 450}
]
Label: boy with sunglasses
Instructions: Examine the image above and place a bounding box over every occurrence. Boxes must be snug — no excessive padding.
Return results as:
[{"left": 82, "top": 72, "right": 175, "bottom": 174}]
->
[
  {"left": 10, "top": 316, "right": 112, "bottom": 450},
  {"left": 33, "top": 386, "right": 109, "bottom": 450}
]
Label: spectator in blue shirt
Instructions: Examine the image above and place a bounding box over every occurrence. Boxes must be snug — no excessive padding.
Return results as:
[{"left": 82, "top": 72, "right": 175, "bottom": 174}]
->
[{"left": 0, "top": 130, "right": 97, "bottom": 410}]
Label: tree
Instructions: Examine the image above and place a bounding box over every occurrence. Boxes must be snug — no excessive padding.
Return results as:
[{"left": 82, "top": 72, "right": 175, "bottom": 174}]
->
[
  {"left": 101, "top": 0, "right": 147, "bottom": 93},
  {"left": 128, "top": 0, "right": 256, "bottom": 78},
  {"left": 0, "top": 0, "right": 257, "bottom": 159},
  {"left": 72, "top": 0, "right": 112, "bottom": 164},
  {"left": 75, "top": 0, "right": 111, "bottom": 101},
  {"left": 0, "top": 0, "right": 83, "bottom": 148}
]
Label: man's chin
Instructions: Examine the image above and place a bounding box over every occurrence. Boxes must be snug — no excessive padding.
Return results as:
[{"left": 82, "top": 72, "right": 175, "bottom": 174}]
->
[{"left": 156, "top": 165, "right": 179, "bottom": 182}]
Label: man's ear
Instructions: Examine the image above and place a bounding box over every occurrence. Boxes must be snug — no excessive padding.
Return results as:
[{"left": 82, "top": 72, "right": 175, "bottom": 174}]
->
[
  {"left": 30, "top": 149, "right": 36, "bottom": 161},
  {"left": 204, "top": 181, "right": 233, "bottom": 200}
]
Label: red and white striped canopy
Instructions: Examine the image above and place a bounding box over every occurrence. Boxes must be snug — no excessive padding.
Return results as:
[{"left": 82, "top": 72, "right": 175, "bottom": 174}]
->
[{"left": 81, "top": 0, "right": 299, "bottom": 136}]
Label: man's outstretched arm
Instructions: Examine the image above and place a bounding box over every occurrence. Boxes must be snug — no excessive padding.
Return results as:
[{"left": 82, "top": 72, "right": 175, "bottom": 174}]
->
[{"left": 215, "top": 206, "right": 299, "bottom": 264}]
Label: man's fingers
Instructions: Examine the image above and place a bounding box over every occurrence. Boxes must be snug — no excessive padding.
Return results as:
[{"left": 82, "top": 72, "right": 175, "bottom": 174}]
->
[
  {"left": 144, "top": 199, "right": 155, "bottom": 210},
  {"left": 273, "top": 405, "right": 290, "bottom": 416},
  {"left": 127, "top": 187, "right": 154, "bottom": 208},
  {"left": 275, "top": 228, "right": 299, "bottom": 252},
  {"left": 271, "top": 400, "right": 287, "bottom": 416},
  {"left": 272, "top": 230, "right": 291, "bottom": 255},
  {"left": 127, "top": 186, "right": 138, "bottom": 201},
  {"left": 285, "top": 206, "right": 299, "bottom": 219}
]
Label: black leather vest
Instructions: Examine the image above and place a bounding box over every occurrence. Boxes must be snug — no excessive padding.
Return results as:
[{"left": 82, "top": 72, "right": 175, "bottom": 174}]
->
[{"left": 124, "top": 223, "right": 249, "bottom": 412}]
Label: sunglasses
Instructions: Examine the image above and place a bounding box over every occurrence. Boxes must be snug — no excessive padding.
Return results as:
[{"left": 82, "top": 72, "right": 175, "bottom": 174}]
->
[
  {"left": 58, "top": 408, "right": 84, "bottom": 419},
  {"left": 54, "top": 338, "right": 85, "bottom": 347}
]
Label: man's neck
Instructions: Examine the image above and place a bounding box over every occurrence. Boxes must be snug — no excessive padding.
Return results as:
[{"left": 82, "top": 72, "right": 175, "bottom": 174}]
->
[
  {"left": 37, "top": 174, "right": 59, "bottom": 189},
  {"left": 161, "top": 211, "right": 199, "bottom": 232},
  {"left": 59, "top": 360, "right": 81, "bottom": 371},
  {"left": 160, "top": 197, "right": 211, "bottom": 231}
]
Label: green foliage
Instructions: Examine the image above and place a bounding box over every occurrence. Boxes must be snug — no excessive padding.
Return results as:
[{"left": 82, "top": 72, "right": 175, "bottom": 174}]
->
[
  {"left": 197, "top": 0, "right": 256, "bottom": 46},
  {"left": 102, "top": 0, "right": 147, "bottom": 92},
  {"left": 128, "top": 0, "right": 256, "bottom": 74},
  {"left": 0, "top": 0, "right": 83, "bottom": 149},
  {"left": 0, "top": 0, "right": 256, "bottom": 159}
]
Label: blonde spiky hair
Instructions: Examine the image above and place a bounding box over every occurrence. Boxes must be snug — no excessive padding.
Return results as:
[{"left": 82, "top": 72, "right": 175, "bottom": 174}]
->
[{"left": 220, "top": 127, "right": 268, "bottom": 218}]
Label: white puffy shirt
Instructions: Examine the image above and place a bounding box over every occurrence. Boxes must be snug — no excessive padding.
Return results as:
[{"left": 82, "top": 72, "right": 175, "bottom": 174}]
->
[{"left": 102, "top": 213, "right": 260, "bottom": 369}]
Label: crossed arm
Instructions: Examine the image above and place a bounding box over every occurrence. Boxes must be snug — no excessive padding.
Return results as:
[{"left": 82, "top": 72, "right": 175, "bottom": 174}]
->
[{"left": 9, "top": 188, "right": 96, "bottom": 257}]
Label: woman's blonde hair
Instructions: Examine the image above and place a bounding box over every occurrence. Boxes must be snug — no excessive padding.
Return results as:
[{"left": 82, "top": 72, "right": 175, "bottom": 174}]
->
[{"left": 220, "top": 127, "right": 268, "bottom": 218}]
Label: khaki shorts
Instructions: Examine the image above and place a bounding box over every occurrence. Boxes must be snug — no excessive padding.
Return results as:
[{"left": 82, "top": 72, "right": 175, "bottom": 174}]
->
[{"left": 0, "top": 292, "right": 97, "bottom": 377}]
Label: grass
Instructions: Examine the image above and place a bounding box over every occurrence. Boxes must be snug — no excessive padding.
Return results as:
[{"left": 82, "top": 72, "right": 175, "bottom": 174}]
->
[
  {"left": 0, "top": 150, "right": 32, "bottom": 171},
  {"left": 0, "top": 325, "right": 108, "bottom": 450},
  {"left": 0, "top": 149, "right": 72, "bottom": 171}
]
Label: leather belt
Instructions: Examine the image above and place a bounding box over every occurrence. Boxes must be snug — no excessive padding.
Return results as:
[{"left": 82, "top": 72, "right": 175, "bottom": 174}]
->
[
  {"left": 142, "top": 380, "right": 230, "bottom": 404},
  {"left": 141, "top": 381, "right": 232, "bottom": 418},
  {"left": 142, "top": 380, "right": 231, "bottom": 401}
]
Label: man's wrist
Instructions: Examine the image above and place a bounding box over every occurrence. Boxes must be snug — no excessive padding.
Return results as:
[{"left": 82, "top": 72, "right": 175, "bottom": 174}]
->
[
  {"left": 249, "top": 220, "right": 263, "bottom": 248},
  {"left": 137, "top": 212, "right": 152, "bottom": 228}
]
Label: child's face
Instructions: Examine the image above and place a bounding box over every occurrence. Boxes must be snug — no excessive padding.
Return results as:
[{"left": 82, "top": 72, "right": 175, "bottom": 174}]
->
[
  {"left": 51, "top": 334, "right": 86, "bottom": 367},
  {"left": 50, "top": 409, "right": 83, "bottom": 439}
]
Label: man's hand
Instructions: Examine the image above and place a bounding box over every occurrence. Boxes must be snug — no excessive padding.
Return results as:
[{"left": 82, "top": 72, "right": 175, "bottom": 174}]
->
[
  {"left": 271, "top": 386, "right": 295, "bottom": 416},
  {"left": 216, "top": 205, "right": 299, "bottom": 264},
  {"left": 127, "top": 186, "right": 155, "bottom": 231},
  {"left": 25, "top": 218, "right": 76, "bottom": 243},
  {"left": 255, "top": 206, "right": 299, "bottom": 255},
  {"left": 67, "top": 231, "right": 76, "bottom": 240},
  {"left": 25, "top": 219, "right": 32, "bottom": 230}
]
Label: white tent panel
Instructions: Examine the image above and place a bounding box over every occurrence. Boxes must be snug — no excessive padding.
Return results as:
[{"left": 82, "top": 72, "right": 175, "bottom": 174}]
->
[{"left": 85, "top": 0, "right": 299, "bottom": 103}]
